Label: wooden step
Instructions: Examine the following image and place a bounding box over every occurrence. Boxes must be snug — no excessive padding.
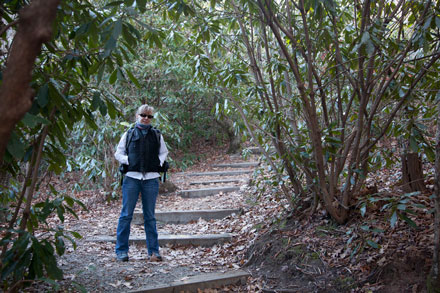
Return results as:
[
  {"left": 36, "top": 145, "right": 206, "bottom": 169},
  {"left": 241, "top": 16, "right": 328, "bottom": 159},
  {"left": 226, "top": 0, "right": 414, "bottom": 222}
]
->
[
  {"left": 183, "top": 170, "right": 253, "bottom": 177},
  {"left": 88, "top": 233, "right": 233, "bottom": 247},
  {"left": 212, "top": 162, "right": 259, "bottom": 168},
  {"left": 130, "top": 270, "right": 250, "bottom": 292},
  {"left": 189, "top": 178, "right": 245, "bottom": 185},
  {"left": 246, "top": 146, "right": 275, "bottom": 154},
  {"left": 179, "top": 186, "right": 240, "bottom": 198},
  {"left": 133, "top": 209, "right": 241, "bottom": 224}
]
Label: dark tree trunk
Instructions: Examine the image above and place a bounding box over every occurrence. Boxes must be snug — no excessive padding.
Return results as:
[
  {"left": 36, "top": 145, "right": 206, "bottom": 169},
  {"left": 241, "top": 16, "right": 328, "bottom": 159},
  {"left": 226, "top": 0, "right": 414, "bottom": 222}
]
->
[
  {"left": 401, "top": 153, "right": 426, "bottom": 192},
  {"left": 0, "top": 0, "right": 60, "bottom": 162},
  {"left": 430, "top": 106, "right": 440, "bottom": 290},
  {"left": 0, "top": 164, "right": 11, "bottom": 223},
  {"left": 216, "top": 117, "right": 242, "bottom": 154},
  {"left": 227, "top": 132, "right": 241, "bottom": 154}
]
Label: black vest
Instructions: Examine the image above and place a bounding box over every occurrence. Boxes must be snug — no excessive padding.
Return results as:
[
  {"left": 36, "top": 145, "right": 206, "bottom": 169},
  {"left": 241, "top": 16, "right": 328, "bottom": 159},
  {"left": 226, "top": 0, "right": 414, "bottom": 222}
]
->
[{"left": 126, "top": 127, "right": 161, "bottom": 173}]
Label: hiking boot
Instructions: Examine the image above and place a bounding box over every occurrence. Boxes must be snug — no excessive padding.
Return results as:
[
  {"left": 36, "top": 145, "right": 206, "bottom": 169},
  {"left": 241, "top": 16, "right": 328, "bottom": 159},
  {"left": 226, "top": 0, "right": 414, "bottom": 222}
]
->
[
  {"left": 149, "top": 253, "right": 163, "bottom": 262},
  {"left": 116, "top": 252, "right": 129, "bottom": 262}
]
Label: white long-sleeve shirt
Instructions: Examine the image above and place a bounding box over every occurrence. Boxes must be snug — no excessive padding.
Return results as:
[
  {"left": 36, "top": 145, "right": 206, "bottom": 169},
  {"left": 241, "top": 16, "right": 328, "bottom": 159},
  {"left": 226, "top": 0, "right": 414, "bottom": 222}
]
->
[{"left": 114, "top": 130, "right": 169, "bottom": 180}]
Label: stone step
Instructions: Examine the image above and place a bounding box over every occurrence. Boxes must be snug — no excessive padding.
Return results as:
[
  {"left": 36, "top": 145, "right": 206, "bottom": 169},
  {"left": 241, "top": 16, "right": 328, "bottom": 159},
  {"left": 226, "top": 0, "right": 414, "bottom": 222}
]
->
[
  {"left": 130, "top": 270, "right": 250, "bottom": 293},
  {"left": 133, "top": 209, "right": 241, "bottom": 224},
  {"left": 212, "top": 162, "right": 259, "bottom": 168},
  {"left": 179, "top": 186, "right": 240, "bottom": 198},
  {"left": 183, "top": 170, "right": 253, "bottom": 177},
  {"left": 246, "top": 146, "right": 262, "bottom": 154},
  {"left": 246, "top": 146, "right": 275, "bottom": 155},
  {"left": 88, "top": 234, "right": 233, "bottom": 247},
  {"left": 189, "top": 178, "right": 245, "bottom": 185}
]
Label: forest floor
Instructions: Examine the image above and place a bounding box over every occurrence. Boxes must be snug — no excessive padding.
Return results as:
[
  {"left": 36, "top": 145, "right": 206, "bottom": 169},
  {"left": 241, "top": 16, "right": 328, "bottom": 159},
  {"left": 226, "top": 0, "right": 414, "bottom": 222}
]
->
[{"left": 27, "top": 141, "right": 434, "bottom": 292}]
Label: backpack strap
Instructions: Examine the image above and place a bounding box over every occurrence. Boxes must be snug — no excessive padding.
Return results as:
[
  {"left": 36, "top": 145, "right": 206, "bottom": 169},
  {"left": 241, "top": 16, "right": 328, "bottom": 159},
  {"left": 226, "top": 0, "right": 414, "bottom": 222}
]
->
[{"left": 125, "top": 126, "right": 136, "bottom": 154}]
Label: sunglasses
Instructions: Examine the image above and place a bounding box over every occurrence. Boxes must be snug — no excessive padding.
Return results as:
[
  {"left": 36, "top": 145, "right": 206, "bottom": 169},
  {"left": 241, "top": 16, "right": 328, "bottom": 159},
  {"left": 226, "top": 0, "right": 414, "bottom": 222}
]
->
[{"left": 139, "top": 114, "right": 154, "bottom": 119}]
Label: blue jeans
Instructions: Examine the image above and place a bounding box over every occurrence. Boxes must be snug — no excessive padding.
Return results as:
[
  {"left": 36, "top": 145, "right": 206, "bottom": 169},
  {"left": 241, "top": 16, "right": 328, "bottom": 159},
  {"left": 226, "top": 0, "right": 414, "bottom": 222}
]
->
[{"left": 115, "top": 176, "right": 160, "bottom": 256}]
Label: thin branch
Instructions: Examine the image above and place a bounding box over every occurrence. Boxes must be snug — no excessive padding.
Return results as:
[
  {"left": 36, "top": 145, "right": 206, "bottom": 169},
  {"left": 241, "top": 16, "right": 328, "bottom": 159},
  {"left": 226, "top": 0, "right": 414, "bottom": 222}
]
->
[{"left": 0, "top": 19, "right": 19, "bottom": 37}]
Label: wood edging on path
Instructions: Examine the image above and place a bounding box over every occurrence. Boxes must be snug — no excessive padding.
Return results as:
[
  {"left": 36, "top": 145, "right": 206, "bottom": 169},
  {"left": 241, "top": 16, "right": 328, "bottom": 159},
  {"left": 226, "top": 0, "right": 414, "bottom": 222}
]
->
[
  {"left": 179, "top": 186, "right": 240, "bottom": 198},
  {"left": 175, "top": 170, "right": 253, "bottom": 177},
  {"left": 88, "top": 233, "right": 234, "bottom": 246},
  {"left": 133, "top": 208, "right": 242, "bottom": 224},
  {"left": 129, "top": 270, "right": 250, "bottom": 293}
]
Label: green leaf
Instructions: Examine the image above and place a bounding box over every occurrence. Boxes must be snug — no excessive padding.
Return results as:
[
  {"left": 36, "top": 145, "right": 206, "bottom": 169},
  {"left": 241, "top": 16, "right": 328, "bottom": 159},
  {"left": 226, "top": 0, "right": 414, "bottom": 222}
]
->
[
  {"left": 97, "top": 63, "right": 105, "bottom": 85},
  {"left": 116, "top": 68, "right": 125, "bottom": 81},
  {"left": 21, "top": 113, "right": 51, "bottom": 128},
  {"left": 390, "top": 211, "right": 398, "bottom": 227},
  {"left": 30, "top": 248, "right": 44, "bottom": 278},
  {"left": 136, "top": 0, "right": 147, "bottom": 12},
  {"left": 414, "top": 203, "right": 427, "bottom": 209},
  {"left": 106, "top": 99, "right": 118, "bottom": 119},
  {"left": 37, "top": 83, "right": 49, "bottom": 107},
  {"left": 423, "top": 145, "right": 435, "bottom": 162},
  {"left": 99, "top": 99, "right": 108, "bottom": 116},
  {"left": 6, "top": 131, "right": 25, "bottom": 159},
  {"left": 397, "top": 204, "right": 406, "bottom": 210},
  {"left": 91, "top": 92, "right": 101, "bottom": 111},
  {"left": 109, "top": 69, "right": 118, "bottom": 84},
  {"left": 55, "top": 236, "right": 65, "bottom": 256},
  {"left": 41, "top": 243, "right": 63, "bottom": 280},
  {"left": 360, "top": 203, "right": 367, "bottom": 217},
  {"left": 152, "top": 33, "right": 163, "bottom": 48},
  {"left": 399, "top": 213, "right": 418, "bottom": 228},
  {"left": 112, "top": 19, "right": 123, "bottom": 40},
  {"left": 70, "top": 231, "right": 83, "bottom": 239},
  {"left": 103, "top": 37, "right": 117, "bottom": 58},
  {"left": 371, "top": 228, "right": 384, "bottom": 234},
  {"left": 423, "top": 16, "right": 432, "bottom": 31},
  {"left": 64, "top": 196, "right": 74, "bottom": 207},
  {"left": 409, "top": 136, "right": 418, "bottom": 152},
  {"left": 366, "top": 239, "right": 380, "bottom": 249},
  {"left": 65, "top": 206, "right": 79, "bottom": 220},
  {"left": 105, "top": 1, "right": 124, "bottom": 7},
  {"left": 56, "top": 206, "right": 65, "bottom": 222},
  {"left": 122, "top": 24, "right": 137, "bottom": 46},
  {"left": 125, "top": 69, "right": 141, "bottom": 88}
]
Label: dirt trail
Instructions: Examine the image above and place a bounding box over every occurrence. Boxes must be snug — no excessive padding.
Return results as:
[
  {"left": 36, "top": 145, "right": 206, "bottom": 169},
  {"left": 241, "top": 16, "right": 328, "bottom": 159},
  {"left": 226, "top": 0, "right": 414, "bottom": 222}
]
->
[{"left": 45, "top": 153, "right": 265, "bottom": 292}]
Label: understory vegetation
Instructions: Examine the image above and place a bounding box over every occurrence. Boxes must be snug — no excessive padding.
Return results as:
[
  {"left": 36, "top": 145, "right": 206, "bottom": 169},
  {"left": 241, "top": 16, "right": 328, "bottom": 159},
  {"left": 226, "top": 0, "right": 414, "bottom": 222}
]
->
[{"left": 0, "top": 0, "right": 440, "bottom": 291}]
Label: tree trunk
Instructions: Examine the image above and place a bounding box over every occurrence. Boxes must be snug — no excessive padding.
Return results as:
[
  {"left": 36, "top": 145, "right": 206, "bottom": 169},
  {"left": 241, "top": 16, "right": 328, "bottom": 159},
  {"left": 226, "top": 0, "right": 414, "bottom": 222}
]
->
[
  {"left": 430, "top": 106, "right": 440, "bottom": 290},
  {"left": 0, "top": 0, "right": 59, "bottom": 162},
  {"left": 401, "top": 153, "right": 426, "bottom": 192},
  {"left": 216, "top": 117, "right": 241, "bottom": 154},
  {"left": 0, "top": 164, "right": 11, "bottom": 223}
]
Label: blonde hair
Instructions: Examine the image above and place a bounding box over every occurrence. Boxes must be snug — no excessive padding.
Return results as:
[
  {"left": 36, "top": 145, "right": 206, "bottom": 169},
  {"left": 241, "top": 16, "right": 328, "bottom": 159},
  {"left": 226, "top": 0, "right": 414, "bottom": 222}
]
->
[{"left": 136, "top": 105, "right": 154, "bottom": 115}]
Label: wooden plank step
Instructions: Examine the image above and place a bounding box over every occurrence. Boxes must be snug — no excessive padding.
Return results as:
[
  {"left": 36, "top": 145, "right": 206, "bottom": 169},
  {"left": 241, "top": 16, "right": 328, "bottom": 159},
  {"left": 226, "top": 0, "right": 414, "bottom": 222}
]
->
[
  {"left": 179, "top": 186, "right": 240, "bottom": 198},
  {"left": 189, "top": 178, "right": 245, "bottom": 185},
  {"left": 88, "top": 234, "right": 233, "bottom": 247},
  {"left": 212, "top": 162, "right": 259, "bottom": 168},
  {"left": 183, "top": 170, "right": 253, "bottom": 177},
  {"left": 246, "top": 147, "right": 262, "bottom": 154},
  {"left": 133, "top": 209, "right": 241, "bottom": 224},
  {"left": 129, "top": 270, "right": 250, "bottom": 293},
  {"left": 246, "top": 146, "right": 275, "bottom": 154}
]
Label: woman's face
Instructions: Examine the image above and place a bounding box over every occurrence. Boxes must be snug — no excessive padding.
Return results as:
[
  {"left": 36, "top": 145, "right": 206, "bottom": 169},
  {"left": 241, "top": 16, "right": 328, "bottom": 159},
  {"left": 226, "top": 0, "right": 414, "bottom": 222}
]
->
[{"left": 138, "top": 111, "right": 154, "bottom": 124}]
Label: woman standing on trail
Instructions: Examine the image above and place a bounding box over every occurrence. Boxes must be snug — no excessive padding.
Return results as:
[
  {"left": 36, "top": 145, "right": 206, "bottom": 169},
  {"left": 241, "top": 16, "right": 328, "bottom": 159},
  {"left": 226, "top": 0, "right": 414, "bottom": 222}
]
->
[{"left": 114, "top": 104, "right": 169, "bottom": 262}]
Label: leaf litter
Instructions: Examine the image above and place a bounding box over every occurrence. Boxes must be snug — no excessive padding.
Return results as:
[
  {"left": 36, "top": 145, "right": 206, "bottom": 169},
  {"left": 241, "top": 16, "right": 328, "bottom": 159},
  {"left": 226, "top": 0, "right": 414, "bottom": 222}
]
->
[{"left": 25, "top": 142, "right": 436, "bottom": 292}]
